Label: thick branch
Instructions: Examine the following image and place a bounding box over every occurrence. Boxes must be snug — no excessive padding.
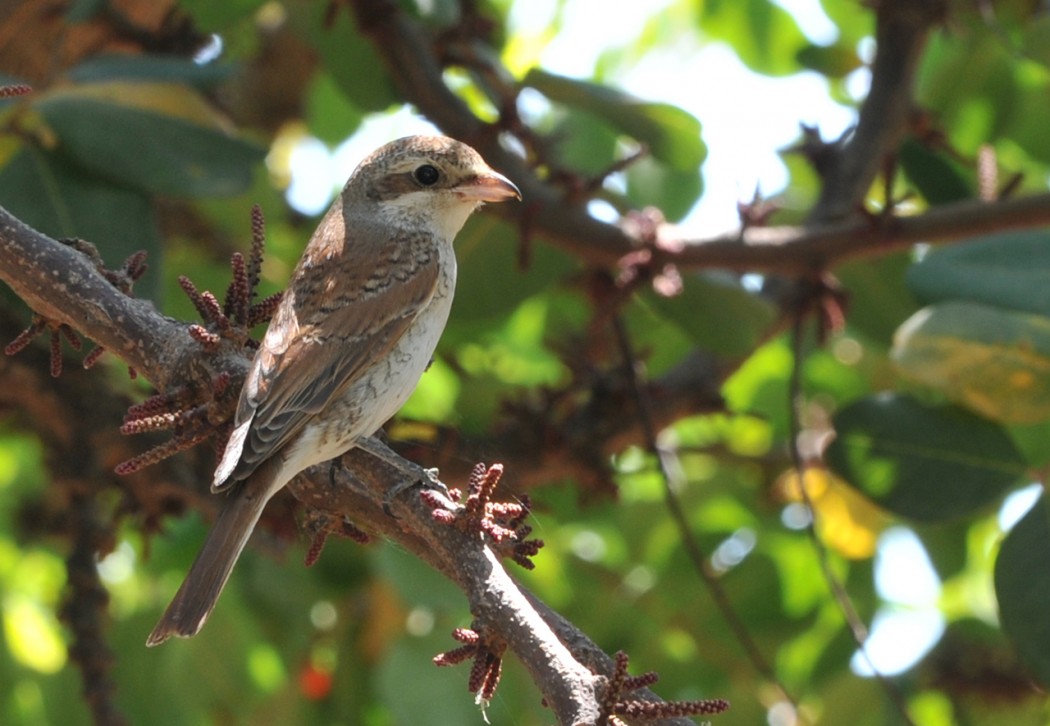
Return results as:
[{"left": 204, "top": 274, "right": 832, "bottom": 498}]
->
[
  {"left": 290, "top": 444, "right": 698, "bottom": 726},
  {"left": 0, "top": 207, "right": 179, "bottom": 387},
  {"left": 812, "top": 0, "right": 947, "bottom": 222},
  {"left": 667, "top": 192, "right": 1050, "bottom": 274}
]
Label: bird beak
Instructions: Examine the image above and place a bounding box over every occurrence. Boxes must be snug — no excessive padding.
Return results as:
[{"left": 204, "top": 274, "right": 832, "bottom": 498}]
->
[{"left": 456, "top": 170, "right": 522, "bottom": 203}]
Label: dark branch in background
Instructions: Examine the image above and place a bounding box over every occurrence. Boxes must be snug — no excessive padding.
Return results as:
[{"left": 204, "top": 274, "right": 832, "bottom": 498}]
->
[
  {"left": 610, "top": 315, "right": 797, "bottom": 720},
  {"left": 62, "top": 492, "right": 128, "bottom": 726},
  {"left": 350, "top": 0, "right": 1050, "bottom": 280},
  {"left": 786, "top": 311, "right": 916, "bottom": 726},
  {"left": 811, "top": 0, "right": 947, "bottom": 223}
]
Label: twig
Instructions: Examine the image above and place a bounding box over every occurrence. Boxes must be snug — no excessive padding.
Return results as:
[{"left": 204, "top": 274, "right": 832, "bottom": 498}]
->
[
  {"left": 610, "top": 315, "right": 804, "bottom": 719},
  {"left": 787, "top": 311, "right": 917, "bottom": 726}
]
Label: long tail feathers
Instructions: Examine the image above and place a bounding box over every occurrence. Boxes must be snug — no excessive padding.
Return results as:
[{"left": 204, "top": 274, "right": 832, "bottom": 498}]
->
[{"left": 146, "top": 484, "right": 269, "bottom": 646}]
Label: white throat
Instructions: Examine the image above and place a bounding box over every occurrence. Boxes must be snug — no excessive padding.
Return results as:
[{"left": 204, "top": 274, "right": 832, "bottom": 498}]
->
[{"left": 379, "top": 190, "right": 480, "bottom": 243}]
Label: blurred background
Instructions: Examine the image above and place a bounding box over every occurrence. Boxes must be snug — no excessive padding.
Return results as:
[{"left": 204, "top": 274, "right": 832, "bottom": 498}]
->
[{"left": 2, "top": 0, "right": 1050, "bottom": 724}]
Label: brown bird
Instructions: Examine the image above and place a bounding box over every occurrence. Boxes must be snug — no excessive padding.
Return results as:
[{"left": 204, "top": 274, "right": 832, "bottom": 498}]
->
[{"left": 147, "top": 135, "right": 520, "bottom": 646}]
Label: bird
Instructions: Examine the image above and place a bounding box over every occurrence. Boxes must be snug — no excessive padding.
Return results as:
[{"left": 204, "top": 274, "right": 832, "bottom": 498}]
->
[{"left": 147, "top": 135, "right": 520, "bottom": 646}]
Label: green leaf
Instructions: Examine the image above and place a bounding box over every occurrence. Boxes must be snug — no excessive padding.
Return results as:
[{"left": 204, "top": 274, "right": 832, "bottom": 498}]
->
[
  {"left": 451, "top": 215, "right": 576, "bottom": 324},
  {"left": 906, "top": 229, "right": 1050, "bottom": 317},
  {"left": 34, "top": 82, "right": 264, "bottom": 197},
  {"left": 1021, "top": 15, "right": 1050, "bottom": 70},
  {"left": 917, "top": 32, "right": 1019, "bottom": 153},
  {"left": 826, "top": 393, "right": 1025, "bottom": 521},
  {"left": 177, "top": 0, "right": 270, "bottom": 31},
  {"left": 898, "top": 136, "right": 973, "bottom": 205},
  {"left": 645, "top": 274, "right": 776, "bottom": 359},
  {"left": 304, "top": 72, "right": 364, "bottom": 146},
  {"left": 289, "top": 2, "right": 398, "bottom": 113},
  {"left": 548, "top": 109, "right": 619, "bottom": 176},
  {"left": 66, "top": 55, "right": 234, "bottom": 87},
  {"left": 524, "top": 69, "right": 705, "bottom": 171},
  {"left": 699, "top": 0, "right": 808, "bottom": 76},
  {"left": 795, "top": 43, "right": 862, "bottom": 79},
  {"left": 624, "top": 155, "right": 703, "bottom": 221},
  {"left": 0, "top": 147, "right": 162, "bottom": 300},
  {"left": 835, "top": 250, "right": 920, "bottom": 346},
  {"left": 892, "top": 302, "right": 1050, "bottom": 424},
  {"left": 995, "top": 494, "right": 1050, "bottom": 686}
]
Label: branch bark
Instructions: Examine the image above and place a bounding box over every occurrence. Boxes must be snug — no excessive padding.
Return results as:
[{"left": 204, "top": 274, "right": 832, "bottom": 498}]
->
[{"left": 0, "top": 211, "right": 702, "bottom": 724}]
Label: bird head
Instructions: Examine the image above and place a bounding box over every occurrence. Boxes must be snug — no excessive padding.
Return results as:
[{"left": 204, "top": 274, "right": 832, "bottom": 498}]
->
[{"left": 349, "top": 135, "right": 521, "bottom": 241}]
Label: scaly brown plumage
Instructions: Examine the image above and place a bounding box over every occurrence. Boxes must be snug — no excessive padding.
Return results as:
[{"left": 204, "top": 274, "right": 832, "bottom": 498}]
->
[{"left": 147, "top": 136, "right": 519, "bottom": 646}]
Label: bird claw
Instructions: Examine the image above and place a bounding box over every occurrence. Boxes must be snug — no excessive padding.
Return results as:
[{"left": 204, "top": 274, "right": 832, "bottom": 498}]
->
[{"left": 382, "top": 467, "right": 448, "bottom": 517}]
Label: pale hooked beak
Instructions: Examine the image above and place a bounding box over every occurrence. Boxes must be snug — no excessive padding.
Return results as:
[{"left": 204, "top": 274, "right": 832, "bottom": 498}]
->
[{"left": 455, "top": 170, "right": 522, "bottom": 203}]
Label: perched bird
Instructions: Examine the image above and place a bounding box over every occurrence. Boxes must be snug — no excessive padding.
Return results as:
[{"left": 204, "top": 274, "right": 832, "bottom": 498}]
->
[{"left": 147, "top": 135, "right": 520, "bottom": 646}]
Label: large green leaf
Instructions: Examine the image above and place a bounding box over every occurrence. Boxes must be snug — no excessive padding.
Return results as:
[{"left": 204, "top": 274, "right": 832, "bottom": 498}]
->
[
  {"left": 66, "top": 55, "right": 234, "bottom": 87},
  {"left": 826, "top": 393, "right": 1025, "bottom": 521},
  {"left": 906, "top": 229, "right": 1050, "bottom": 317},
  {"left": 994, "top": 494, "right": 1050, "bottom": 686},
  {"left": 892, "top": 302, "right": 1050, "bottom": 424},
  {"left": 34, "top": 82, "right": 264, "bottom": 197},
  {"left": 548, "top": 108, "right": 619, "bottom": 177},
  {"left": 0, "top": 147, "right": 162, "bottom": 301},
  {"left": 524, "top": 69, "right": 705, "bottom": 171}
]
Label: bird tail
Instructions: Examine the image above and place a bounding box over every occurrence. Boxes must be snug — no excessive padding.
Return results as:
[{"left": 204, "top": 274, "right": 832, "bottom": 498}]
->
[{"left": 146, "top": 480, "right": 270, "bottom": 647}]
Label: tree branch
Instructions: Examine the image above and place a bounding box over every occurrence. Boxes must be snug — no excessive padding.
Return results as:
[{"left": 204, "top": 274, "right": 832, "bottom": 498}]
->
[
  {"left": 0, "top": 210, "right": 704, "bottom": 724},
  {"left": 291, "top": 444, "right": 700, "bottom": 726},
  {"left": 351, "top": 0, "right": 1047, "bottom": 281},
  {"left": 811, "top": 0, "right": 947, "bottom": 222}
]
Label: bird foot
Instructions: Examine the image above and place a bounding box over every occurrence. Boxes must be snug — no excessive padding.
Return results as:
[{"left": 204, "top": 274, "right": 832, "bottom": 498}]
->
[{"left": 383, "top": 467, "right": 448, "bottom": 516}]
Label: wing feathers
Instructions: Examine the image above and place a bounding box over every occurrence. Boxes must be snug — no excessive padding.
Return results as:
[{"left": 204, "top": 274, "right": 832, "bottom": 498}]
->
[{"left": 214, "top": 211, "right": 441, "bottom": 487}]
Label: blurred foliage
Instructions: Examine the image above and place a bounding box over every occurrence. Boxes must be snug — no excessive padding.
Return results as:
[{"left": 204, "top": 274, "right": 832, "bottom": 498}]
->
[{"left": 1, "top": 0, "right": 1050, "bottom": 725}]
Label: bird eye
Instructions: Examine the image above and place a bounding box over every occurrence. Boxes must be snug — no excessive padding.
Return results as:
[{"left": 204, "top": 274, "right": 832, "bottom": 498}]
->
[{"left": 413, "top": 164, "right": 441, "bottom": 186}]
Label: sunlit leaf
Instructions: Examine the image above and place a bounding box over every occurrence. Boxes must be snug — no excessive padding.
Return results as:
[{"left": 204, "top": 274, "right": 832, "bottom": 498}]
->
[
  {"left": 892, "top": 302, "right": 1050, "bottom": 424},
  {"left": 779, "top": 467, "right": 889, "bottom": 559},
  {"left": 2, "top": 597, "right": 66, "bottom": 673},
  {"left": 826, "top": 393, "right": 1025, "bottom": 521}
]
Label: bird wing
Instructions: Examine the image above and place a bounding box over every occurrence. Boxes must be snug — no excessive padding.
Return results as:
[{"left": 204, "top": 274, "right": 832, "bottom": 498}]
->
[{"left": 213, "top": 215, "right": 440, "bottom": 490}]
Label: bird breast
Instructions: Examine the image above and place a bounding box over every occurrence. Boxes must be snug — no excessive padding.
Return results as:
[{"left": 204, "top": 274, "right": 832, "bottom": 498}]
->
[{"left": 288, "top": 242, "right": 457, "bottom": 468}]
